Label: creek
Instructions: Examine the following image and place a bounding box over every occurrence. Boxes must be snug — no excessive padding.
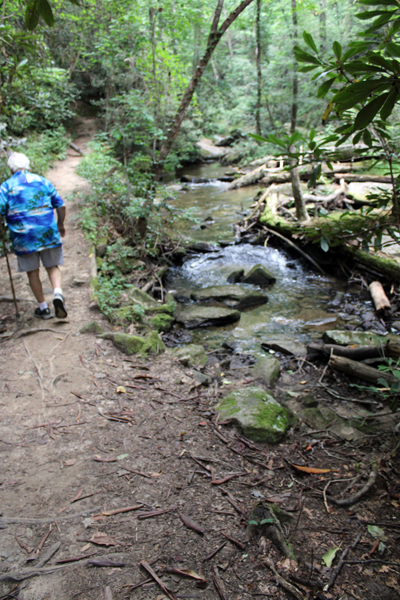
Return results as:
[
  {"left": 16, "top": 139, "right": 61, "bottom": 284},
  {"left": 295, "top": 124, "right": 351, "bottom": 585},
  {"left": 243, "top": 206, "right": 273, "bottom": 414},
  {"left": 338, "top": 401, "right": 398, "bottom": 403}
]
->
[{"left": 166, "top": 162, "right": 362, "bottom": 355}]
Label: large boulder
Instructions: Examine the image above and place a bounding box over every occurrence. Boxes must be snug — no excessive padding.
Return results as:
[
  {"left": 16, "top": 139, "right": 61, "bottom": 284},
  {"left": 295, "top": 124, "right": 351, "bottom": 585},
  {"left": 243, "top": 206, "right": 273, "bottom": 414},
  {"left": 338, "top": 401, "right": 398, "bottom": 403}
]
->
[
  {"left": 175, "top": 305, "right": 240, "bottom": 329},
  {"left": 347, "top": 182, "right": 391, "bottom": 203},
  {"left": 241, "top": 264, "right": 276, "bottom": 286},
  {"left": 216, "top": 387, "right": 294, "bottom": 443},
  {"left": 191, "top": 285, "right": 269, "bottom": 310}
]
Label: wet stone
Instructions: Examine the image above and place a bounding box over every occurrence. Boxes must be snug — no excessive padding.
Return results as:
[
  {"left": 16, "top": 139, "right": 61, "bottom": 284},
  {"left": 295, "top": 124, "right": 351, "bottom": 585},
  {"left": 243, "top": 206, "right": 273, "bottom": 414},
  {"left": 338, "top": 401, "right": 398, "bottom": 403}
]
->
[
  {"left": 261, "top": 339, "right": 307, "bottom": 357},
  {"left": 241, "top": 264, "right": 276, "bottom": 286},
  {"left": 175, "top": 304, "right": 240, "bottom": 329},
  {"left": 323, "top": 329, "right": 397, "bottom": 346},
  {"left": 191, "top": 285, "right": 269, "bottom": 310},
  {"left": 227, "top": 269, "right": 244, "bottom": 284}
]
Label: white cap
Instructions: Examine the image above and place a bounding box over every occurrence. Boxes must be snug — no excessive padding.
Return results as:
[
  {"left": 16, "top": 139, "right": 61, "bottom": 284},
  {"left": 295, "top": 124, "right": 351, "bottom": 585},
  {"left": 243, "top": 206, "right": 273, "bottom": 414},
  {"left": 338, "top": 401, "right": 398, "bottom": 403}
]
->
[{"left": 7, "top": 152, "right": 30, "bottom": 173}]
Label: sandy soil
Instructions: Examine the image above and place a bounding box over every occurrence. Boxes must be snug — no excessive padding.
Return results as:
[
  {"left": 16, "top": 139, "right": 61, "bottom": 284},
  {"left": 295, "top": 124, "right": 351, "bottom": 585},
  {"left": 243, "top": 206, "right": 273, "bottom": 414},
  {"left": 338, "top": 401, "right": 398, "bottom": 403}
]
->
[{"left": 0, "top": 120, "right": 399, "bottom": 600}]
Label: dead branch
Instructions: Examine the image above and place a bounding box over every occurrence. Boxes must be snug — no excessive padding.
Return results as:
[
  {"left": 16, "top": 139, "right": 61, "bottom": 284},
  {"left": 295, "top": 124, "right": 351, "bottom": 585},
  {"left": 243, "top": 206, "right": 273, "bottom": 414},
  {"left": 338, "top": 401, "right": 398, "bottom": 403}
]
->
[
  {"left": 0, "top": 506, "right": 101, "bottom": 526},
  {"left": 211, "top": 565, "right": 228, "bottom": 600},
  {"left": 140, "top": 560, "right": 176, "bottom": 600},
  {"left": 262, "top": 226, "right": 326, "bottom": 275},
  {"left": 369, "top": 281, "right": 391, "bottom": 313},
  {"left": 262, "top": 557, "right": 305, "bottom": 600},
  {"left": 69, "top": 141, "right": 85, "bottom": 156},
  {"left": 324, "top": 534, "right": 361, "bottom": 592},
  {"left": 329, "top": 355, "right": 397, "bottom": 386},
  {"left": 327, "top": 468, "right": 378, "bottom": 507}
]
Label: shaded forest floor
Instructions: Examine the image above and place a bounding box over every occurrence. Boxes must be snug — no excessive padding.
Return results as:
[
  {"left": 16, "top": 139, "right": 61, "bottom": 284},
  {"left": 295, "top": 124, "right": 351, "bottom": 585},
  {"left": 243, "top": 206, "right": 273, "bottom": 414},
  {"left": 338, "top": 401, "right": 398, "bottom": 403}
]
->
[{"left": 0, "top": 120, "right": 399, "bottom": 600}]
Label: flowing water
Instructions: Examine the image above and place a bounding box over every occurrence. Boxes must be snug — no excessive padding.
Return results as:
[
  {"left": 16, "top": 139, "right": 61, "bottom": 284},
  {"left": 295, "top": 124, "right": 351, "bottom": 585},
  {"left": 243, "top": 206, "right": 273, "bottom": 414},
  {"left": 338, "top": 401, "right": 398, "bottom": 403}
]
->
[{"left": 167, "top": 163, "right": 356, "bottom": 354}]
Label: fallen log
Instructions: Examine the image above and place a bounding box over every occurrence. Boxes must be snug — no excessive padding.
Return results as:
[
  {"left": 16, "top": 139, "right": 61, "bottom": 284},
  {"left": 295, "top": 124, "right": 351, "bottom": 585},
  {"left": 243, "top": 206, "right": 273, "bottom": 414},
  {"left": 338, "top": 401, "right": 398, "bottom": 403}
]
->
[
  {"left": 329, "top": 354, "right": 397, "bottom": 385},
  {"left": 369, "top": 281, "right": 391, "bottom": 313},
  {"left": 332, "top": 173, "right": 391, "bottom": 184},
  {"left": 302, "top": 179, "right": 347, "bottom": 203},
  {"left": 69, "top": 141, "right": 86, "bottom": 156},
  {"left": 307, "top": 341, "right": 385, "bottom": 361}
]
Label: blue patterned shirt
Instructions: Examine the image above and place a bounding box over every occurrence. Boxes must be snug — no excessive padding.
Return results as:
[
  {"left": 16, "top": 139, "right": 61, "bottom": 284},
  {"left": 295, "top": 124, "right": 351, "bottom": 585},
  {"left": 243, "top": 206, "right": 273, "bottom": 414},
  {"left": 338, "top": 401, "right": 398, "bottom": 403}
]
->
[{"left": 0, "top": 170, "right": 65, "bottom": 255}]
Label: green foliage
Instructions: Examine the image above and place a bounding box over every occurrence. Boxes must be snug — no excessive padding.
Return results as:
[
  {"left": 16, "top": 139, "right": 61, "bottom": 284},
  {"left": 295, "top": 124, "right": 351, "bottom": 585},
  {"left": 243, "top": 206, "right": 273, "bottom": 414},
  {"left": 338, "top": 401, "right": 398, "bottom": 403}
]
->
[
  {"left": 352, "top": 357, "right": 400, "bottom": 412},
  {"left": 95, "top": 273, "right": 128, "bottom": 320}
]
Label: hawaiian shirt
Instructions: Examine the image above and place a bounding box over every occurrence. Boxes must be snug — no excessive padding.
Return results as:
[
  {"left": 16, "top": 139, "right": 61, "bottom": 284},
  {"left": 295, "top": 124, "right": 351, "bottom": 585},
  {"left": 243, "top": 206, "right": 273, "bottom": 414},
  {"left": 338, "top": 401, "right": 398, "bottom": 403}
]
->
[{"left": 0, "top": 170, "right": 65, "bottom": 255}]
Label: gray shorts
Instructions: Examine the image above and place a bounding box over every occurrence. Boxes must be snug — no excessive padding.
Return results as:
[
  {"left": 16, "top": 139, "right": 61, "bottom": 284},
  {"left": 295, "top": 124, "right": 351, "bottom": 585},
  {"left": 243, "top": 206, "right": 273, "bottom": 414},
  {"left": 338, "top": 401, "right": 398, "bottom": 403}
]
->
[{"left": 17, "top": 246, "right": 64, "bottom": 272}]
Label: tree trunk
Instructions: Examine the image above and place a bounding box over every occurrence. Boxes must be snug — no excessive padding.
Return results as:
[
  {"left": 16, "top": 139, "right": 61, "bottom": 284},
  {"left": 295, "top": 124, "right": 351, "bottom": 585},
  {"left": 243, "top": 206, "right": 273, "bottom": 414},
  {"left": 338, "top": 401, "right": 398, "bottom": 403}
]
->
[
  {"left": 319, "top": 0, "right": 326, "bottom": 53},
  {"left": 290, "top": 0, "right": 308, "bottom": 222},
  {"left": 255, "top": 0, "right": 262, "bottom": 136},
  {"left": 156, "top": 0, "right": 255, "bottom": 174}
]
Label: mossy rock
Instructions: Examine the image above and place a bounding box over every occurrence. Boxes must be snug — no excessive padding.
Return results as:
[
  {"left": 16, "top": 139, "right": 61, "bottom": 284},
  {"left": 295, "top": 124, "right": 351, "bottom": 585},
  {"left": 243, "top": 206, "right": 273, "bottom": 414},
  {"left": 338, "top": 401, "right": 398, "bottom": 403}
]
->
[
  {"left": 125, "top": 286, "right": 159, "bottom": 310},
  {"left": 100, "top": 331, "right": 165, "bottom": 356},
  {"left": 149, "top": 313, "right": 174, "bottom": 332},
  {"left": 216, "top": 387, "right": 294, "bottom": 443},
  {"left": 80, "top": 321, "right": 103, "bottom": 335},
  {"left": 172, "top": 344, "right": 208, "bottom": 368},
  {"left": 141, "top": 330, "right": 166, "bottom": 355},
  {"left": 323, "top": 329, "right": 397, "bottom": 347}
]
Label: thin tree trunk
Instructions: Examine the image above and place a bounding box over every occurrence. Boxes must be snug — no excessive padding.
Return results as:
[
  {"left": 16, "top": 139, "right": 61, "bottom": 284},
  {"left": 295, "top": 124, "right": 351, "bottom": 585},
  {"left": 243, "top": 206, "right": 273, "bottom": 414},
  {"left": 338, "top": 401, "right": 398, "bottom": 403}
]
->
[
  {"left": 156, "top": 0, "right": 255, "bottom": 172},
  {"left": 255, "top": 0, "right": 262, "bottom": 135},
  {"left": 290, "top": 0, "right": 308, "bottom": 221},
  {"left": 319, "top": 0, "right": 327, "bottom": 53},
  {"left": 223, "top": 5, "right": 235, "bottom": 58},
  {"left": 211, "top": 57, "right": 219, "bottom": 82},
  {"left": 149, "top": 6, "right": 160, "bottom": 163}
]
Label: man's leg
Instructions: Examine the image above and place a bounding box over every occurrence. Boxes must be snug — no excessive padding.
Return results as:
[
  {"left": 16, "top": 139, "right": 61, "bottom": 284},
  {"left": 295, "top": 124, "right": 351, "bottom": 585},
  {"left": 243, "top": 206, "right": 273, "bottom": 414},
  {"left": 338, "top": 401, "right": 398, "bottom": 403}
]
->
[
  {"left": 27, "top": 269, "right": 45, "bottom": 303},
  {"left": 26, "top": 269, "right": 52, "bottom": 319},
  {"left": 46, "top": 265, "right": 62, "bottom": 290},
  {"left": 46, "top": 265, "right": 67, "bottom": 319}
]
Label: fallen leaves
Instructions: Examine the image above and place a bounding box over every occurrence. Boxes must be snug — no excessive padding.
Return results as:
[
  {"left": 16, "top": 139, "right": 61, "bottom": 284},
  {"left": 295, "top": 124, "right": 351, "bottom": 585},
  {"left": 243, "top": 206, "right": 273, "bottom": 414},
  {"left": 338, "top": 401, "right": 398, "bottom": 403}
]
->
[
  {"left": 290, "top": 463, "right": 337, "bottom": 475},
  {"left": 178, "top": 512, "right": 204, "bottom": 534},
  {"left": 90, "top": 532, "right": 117, "bottom": 546},
  {"left": 322, "top": 545, "right": 341, "bottom": 567}
]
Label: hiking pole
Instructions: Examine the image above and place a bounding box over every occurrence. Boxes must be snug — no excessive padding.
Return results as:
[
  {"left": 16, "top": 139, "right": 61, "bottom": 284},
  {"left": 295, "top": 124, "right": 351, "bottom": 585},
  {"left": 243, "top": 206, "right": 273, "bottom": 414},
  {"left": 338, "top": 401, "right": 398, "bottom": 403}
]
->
[{"left": 0, "top": 219, "right": 20, "bottom": 319}]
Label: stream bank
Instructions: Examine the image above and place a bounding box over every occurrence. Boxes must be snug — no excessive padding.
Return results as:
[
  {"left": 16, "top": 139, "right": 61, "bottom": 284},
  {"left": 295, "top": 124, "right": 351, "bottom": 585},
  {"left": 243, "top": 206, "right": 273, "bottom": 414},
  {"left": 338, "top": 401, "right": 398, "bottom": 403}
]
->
[{"left": 1, "top": 130, "right": 399, "bottom": 600}]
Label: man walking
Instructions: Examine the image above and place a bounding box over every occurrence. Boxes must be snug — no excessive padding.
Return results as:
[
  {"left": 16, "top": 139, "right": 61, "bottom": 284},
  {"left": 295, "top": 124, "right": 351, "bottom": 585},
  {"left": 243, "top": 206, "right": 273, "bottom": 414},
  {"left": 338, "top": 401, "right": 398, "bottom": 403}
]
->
[{"left": 0, "top": 152, "right": 68, "bottom": 319}]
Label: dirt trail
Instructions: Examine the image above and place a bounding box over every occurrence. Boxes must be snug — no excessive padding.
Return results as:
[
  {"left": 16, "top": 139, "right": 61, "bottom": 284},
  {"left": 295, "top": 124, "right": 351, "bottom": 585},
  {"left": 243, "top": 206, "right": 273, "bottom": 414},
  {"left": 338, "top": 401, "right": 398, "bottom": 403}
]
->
[{"left": 0, "top": 120, "right": 399, "bottom": 600}]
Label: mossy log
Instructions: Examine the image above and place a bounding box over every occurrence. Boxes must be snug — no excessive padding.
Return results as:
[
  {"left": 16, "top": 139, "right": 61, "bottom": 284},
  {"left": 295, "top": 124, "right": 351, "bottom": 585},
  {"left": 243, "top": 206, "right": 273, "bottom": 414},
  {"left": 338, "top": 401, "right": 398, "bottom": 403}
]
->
[
  {"left": 329, "top": 355, "right": 397, "bottom": 385},
  {"left": 259, "top": 198, "right": 400, "bottom": 281}
]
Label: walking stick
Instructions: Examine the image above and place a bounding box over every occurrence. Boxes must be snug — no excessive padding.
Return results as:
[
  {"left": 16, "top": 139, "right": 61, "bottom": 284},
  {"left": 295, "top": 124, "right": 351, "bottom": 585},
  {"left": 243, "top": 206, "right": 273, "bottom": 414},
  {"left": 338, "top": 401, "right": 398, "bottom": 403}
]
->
[{"left": 0, "top": 219, "right": 20, "bottom": 319}]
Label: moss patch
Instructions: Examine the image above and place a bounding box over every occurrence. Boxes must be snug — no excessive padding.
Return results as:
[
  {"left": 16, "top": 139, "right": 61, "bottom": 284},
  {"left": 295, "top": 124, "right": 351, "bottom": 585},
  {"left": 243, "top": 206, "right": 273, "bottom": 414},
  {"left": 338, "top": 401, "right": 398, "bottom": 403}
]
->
[
  {"left": 216, "top": 387, "right": 294, "bottom": 443},
  {"left": 79, "top": 321, "right": 103, "bottom": 335},
  {"left": 149, "top": 313, "right": 174, "bottom": 332}
]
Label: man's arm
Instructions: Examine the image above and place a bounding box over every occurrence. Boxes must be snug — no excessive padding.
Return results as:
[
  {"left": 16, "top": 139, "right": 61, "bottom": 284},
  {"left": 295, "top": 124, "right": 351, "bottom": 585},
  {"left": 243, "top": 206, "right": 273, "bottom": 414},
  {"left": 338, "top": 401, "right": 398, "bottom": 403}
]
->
[{"left": 56, "top": 206, "right": 66, "bottom": 237}]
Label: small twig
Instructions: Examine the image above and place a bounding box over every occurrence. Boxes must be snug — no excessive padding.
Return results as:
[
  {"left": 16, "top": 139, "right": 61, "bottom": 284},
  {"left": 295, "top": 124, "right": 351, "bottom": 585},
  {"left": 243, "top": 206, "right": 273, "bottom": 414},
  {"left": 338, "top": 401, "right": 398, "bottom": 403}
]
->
[
  {"left": 15, "top": 327, "right": 66, "bottom": 339},
  {"left": 204, "top": 542, "right": 227, "bottom": 561},
  {"left": 36, "top": 541, "right": 61, "bottom": 568},
  {"left": 140, "top": 560, "right": 176, "bottom": 600},
  {"left": 211, "top": 565, "right": 228, "bottom": 600},
  {"left": 220, "top": 531, "right": 246, "bottom": 550},
  {"left": 262, "top": 557, "right": 305, "bottom": 600},
  {"left": 324, "top": 533, "right": 361, "bottom": 592},
  {"left": 323, "top": 481, "right": 331, "bottom": 514}
]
